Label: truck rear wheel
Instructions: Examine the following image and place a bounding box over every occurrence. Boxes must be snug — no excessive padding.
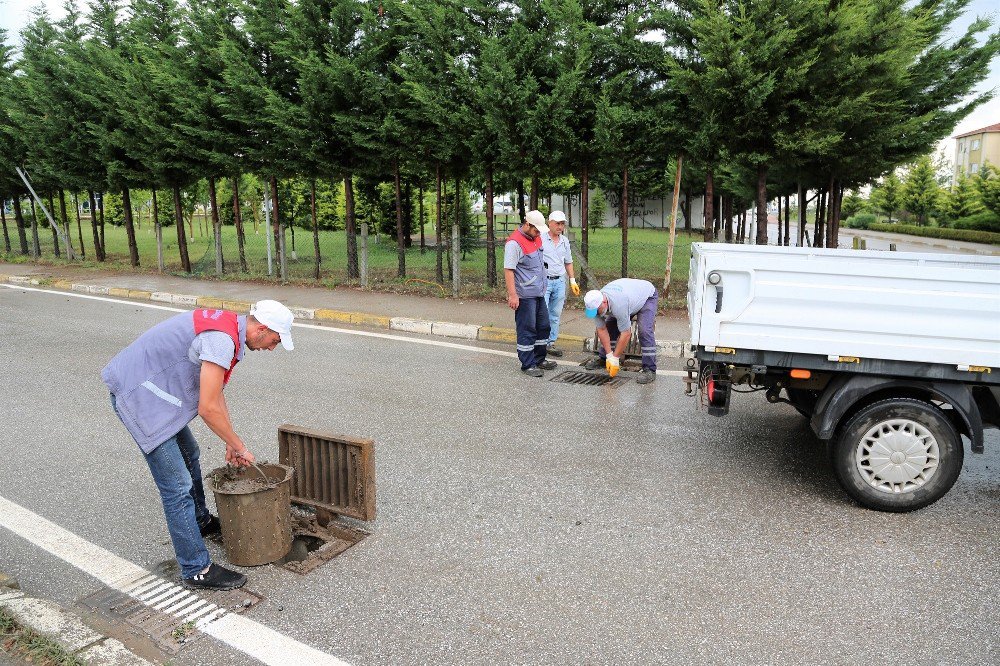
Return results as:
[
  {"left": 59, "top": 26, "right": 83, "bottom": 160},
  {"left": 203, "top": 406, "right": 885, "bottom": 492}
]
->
[{"left": 830, "top": 398, "right": 963, "bottom": 512}]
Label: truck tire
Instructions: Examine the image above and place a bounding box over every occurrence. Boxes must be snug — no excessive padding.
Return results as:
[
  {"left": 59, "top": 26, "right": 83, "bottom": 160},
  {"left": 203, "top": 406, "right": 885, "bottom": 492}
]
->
[{"left": 830, "top": 398, "right": 963, "bottom": 512}]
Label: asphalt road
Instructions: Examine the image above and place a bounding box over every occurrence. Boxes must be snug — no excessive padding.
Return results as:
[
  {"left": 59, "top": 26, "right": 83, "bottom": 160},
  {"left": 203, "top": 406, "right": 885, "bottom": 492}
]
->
[{"left": 1, "top": 286, "right": 998, "bottom": 665}]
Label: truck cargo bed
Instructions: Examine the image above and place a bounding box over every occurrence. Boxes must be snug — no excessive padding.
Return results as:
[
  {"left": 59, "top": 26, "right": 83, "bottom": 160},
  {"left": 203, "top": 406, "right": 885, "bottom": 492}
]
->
[{"left": 687, "top": 244, "right": 1000, "bottom": 370}]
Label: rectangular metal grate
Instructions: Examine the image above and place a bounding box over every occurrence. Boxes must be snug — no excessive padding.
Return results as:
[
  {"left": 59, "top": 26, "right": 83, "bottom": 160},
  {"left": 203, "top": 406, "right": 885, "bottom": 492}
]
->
[
  {"left": 77, "top": 578, "right": 260, "bottom": 655},
  {"left": 278, "top": 424, "right": 376, "bottom": 521},
  {"left": 550, "top": 370, "right": 629, "bottom": 387}
]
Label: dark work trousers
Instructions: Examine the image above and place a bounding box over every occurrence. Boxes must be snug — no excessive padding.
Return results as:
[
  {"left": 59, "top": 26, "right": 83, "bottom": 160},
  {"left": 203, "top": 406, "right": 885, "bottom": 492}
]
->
[
  {"left": 598, "top": 293, "right": 658, "bottom": 371},
  {"left": 514, "top": 296, "right": 550, "bottom": 370}
]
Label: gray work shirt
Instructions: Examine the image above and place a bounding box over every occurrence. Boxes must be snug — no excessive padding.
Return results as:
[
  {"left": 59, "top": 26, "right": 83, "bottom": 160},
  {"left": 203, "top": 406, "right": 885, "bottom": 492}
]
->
[
  {"left": 595, "top": 278, "right": 656, "bottom": 332},
  {"left": 503, "top": 240, "right": 525, "bottom": 270},
  {"left": 187, "top": 330, "right": 237, "bottom": 369},
  {"left": 541, "top": 232, "right": 572, "bottom": 278}
]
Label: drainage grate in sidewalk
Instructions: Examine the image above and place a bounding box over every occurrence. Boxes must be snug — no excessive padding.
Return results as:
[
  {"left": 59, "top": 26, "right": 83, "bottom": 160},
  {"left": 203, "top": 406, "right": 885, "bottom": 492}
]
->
[
  {"left": 77, "top": 576, "right": 261, "bottom": 655},
  {"left": 550, "top": 370, "right": 629, "bottom": 387}
]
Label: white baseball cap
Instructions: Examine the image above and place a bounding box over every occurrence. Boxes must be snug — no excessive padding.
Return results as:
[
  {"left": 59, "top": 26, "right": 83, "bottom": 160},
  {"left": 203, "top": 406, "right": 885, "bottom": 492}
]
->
[
  {"left": 584, "top": 290, "right": 604, "bottom": 318},
  {"left": 548, "top": 210, "right": 567, "bottom": 223},
  {"left": 524, "top": 210, "right": 549, "bottom": 235},
  {"left": 250, "top": 299, "right": 294, "bottom": 350}
]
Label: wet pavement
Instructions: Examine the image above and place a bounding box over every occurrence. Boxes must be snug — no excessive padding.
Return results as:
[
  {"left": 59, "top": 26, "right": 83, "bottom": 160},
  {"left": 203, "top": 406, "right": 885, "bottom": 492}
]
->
[{"left": 1, "top": 286, "right": 998, "bottom": 665}]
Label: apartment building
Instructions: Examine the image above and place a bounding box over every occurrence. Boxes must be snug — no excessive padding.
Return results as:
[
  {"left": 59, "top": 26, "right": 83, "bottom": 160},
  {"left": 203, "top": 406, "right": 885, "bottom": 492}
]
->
[{"left": 953, "top": 122, "right": 1000, "bottom": 183}]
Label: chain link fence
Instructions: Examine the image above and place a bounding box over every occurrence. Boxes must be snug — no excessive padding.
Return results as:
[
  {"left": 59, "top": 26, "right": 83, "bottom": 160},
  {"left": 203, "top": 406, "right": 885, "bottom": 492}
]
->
[{"left": 2, "top": 188, "right": 707, "bottom": 308}]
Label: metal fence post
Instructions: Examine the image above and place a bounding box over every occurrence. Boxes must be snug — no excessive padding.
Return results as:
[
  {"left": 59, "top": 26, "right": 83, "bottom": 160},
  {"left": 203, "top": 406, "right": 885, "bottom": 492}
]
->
[
  {"left": 278, "top": 224, "right": 287, "bottom": 282},
  {"left": 264, "top": 187, "right": 274, "bottom": 276},
  {"left": 360, "top": 222, "right": 369, "bottom": 288},
  {"left": 451, "top": 221, "right": 460, "bottom": 297}
]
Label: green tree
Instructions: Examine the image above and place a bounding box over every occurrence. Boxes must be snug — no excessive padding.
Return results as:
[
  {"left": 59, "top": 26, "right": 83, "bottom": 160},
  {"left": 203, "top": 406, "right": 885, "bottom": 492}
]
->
[
  {"left": 117, "top": 0, "right": 195, "bottom": 270},
  {"left": 840, "top": 190, "right": 867, "bottom": 220},
  {"left": 976, "top": 163, "right": 1000, "bottom": 218},
  {"left": 870, "top": 172, "right": 903, "bottom": 224},
  {"left": 0, "top": 26, "right": 29, "bottom": 255},
  {"left": 942, "top": 172, "right": 983, "bottom": 222},
  {"left": 902, "top": 156, "right": 941, "bottom": 225}
]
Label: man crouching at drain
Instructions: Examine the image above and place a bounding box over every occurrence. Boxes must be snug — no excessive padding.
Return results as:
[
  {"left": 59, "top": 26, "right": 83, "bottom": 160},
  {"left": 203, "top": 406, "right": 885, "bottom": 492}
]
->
[
  {"left": 583, "top": 278, "right": 658, "bottom": 384},
  {"left": 102, "top": 300, "right": 294, "bottom": 590}
]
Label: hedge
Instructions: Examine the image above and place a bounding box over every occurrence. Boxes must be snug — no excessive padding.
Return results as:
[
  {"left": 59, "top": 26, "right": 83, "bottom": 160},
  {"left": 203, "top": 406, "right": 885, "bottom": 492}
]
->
[
  {"left": 844, "top": 213, "right": 877, "bottom": 229},
  {"left": 953, "top": 211, "right": 1000, "bottom": 232},
  {"left": 867, "top": 222, "right": 1000, "bottom": 245}
]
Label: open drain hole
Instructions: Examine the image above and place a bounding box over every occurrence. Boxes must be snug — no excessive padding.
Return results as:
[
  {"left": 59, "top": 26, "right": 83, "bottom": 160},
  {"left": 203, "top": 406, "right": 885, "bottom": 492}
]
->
[
  {"left": 272, "top": 504, "right": 368, "bottom": 575},
  {"left": 276, "top": 535, "right": 325, "bottom": 564}
]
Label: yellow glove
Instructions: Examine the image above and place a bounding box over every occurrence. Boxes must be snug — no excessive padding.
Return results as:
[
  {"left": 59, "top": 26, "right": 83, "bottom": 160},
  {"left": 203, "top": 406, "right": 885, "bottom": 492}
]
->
[
  {"left": 606, "top": 354, "right": 620, "bottom": 378},
  {"left": 569, "top": 277, "right": 580, "bottom": 297}
]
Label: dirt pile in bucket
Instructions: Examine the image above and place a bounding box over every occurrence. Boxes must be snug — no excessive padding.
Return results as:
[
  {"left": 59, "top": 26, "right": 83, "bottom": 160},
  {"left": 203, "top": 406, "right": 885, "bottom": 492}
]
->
[{"left": 209, "top": 463, "right": 277, "bottom": 494}]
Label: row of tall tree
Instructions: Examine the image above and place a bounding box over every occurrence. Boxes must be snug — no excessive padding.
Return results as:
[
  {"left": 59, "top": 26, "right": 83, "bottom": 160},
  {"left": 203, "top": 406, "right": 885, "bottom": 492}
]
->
[{"left": 1, "top": 0, "right": 997, "bottom": 284}]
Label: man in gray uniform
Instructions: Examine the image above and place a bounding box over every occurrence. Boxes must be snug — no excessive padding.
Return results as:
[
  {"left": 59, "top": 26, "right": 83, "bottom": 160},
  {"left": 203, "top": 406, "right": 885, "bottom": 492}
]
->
[
  {"left": 583, "top": 278, "right": 658, "bottom": 384},
  {"left": 504, "top": 210, "right": 558, "bottom": 377}
]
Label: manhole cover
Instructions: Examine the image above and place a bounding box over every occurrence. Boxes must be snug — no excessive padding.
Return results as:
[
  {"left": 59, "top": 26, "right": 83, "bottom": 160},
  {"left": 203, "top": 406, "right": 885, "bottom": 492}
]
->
[
  {"left": 550, "top": 370, "right": 629, "bottom": 387},
  {"left": 77, "top": 578, "right": 261, "bottom": 655}
]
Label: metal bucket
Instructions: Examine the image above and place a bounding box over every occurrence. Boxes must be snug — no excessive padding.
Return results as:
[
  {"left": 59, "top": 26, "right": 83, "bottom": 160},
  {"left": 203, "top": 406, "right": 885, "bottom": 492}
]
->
[{"left": 209, "top": 463, "right": 294, "bottom": 566}]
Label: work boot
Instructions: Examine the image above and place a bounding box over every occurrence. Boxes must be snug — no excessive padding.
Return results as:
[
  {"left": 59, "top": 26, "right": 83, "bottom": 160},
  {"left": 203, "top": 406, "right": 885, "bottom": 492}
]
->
[
  {"left": 583, "top": 356, "right": 604, "bottom": 371},
  {"left": 636, "top": 369, "right": 657, "bottom": 385},
  {"left": 183, "top": 563, "right": 246, "bottom": 591},
  {"left": 539, "top": 360, "right": 558, "bottom": 370},
  {"left": 546, "top": 344, "right": 563, "bottom": 358},
  {"left": 522, "top": 366, "right": 544, "bottom": 378},
  {"left": 199, "top": 514, "right": 221, "bottom": 537}
]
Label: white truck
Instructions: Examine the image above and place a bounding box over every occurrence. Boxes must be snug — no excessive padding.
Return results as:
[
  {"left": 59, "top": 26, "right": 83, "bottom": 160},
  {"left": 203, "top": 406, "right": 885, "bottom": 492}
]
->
[{"left": 685, "top": 243, "right": 1000, "bottom": 512}]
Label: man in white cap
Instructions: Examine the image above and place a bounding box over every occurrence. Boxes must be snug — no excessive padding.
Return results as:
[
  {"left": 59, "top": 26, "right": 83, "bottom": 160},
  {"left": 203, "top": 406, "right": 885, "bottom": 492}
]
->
[
  {"left": 102, "top": 300, "right": 294, "bottom": 591},
  {"left": 504, "top": 210, "right": 558, "bottom": 377},
  {"left": 583, "top": 278, "right": 658, "bottom": 384},
  {"left": 540, "top": 210, "right": 579, "bottom": 357}
]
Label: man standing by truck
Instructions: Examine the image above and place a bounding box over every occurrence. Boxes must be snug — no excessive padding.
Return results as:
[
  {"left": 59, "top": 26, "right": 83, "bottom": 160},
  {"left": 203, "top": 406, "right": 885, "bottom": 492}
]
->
[
  {"left": 505, "top": 210, "right": 558, "bottom": 377},
  {"left": 102, "top": 300, "right": 295, "bottom": 590},
  {"left": 583, "top": 278, "right": 658, "bottom": 384}
]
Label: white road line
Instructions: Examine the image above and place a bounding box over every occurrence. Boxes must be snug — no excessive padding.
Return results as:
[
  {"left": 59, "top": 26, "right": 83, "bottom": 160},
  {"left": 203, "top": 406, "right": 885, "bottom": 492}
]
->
[
  {"left": 0, "top": 495, "right": 350, "bottom": 666},
  {"left": 123, "top": 574, "right": 158, "bottom": 593},
  {"left": 1, "top": 283, "right": 688, "bottom": 377},
  {"left": 151, "top": 589, "right": 189, "bottom": 609}
]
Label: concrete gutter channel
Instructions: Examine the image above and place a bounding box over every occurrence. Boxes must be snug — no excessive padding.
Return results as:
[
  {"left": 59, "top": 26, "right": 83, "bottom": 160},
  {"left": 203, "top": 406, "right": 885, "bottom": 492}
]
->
[
  {"left": 0, "top": 273, "right": 691, "bottom": 360},
  {"left": 0, "top": 572, "right": 152, "bottom": 666}
]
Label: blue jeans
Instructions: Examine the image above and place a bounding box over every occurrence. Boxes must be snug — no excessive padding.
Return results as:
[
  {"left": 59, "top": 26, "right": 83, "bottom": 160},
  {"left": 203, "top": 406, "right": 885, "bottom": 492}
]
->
[
  {"left": 111, "top": 394, "right": 211, "bottom": 578},
  {"left": 543, "top": 276, "right": 566, "bottom": 344}
]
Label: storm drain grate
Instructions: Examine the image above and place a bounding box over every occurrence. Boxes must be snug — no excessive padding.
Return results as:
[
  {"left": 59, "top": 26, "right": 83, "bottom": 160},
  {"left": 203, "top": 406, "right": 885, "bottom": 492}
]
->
[
  {"left": 77, "top": 576, "right": 261, "bottom": 655},
  {"left": 279, "top": 424, "right": 376, "bottom": 521},
  {"left": 550, "top": 370, "right": 629, "bottom": 387}
]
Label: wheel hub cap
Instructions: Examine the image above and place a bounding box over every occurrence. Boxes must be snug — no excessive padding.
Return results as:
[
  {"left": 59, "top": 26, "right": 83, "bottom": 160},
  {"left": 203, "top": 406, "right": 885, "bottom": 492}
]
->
[{"left": 856, "top": 419, "right": 940, "bottom": 494}]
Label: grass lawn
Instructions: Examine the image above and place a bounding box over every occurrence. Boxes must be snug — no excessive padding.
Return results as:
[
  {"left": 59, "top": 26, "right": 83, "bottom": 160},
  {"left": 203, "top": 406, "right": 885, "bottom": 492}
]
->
[{"left": 2, "top": 217, "right": 698, "bottom": 308}]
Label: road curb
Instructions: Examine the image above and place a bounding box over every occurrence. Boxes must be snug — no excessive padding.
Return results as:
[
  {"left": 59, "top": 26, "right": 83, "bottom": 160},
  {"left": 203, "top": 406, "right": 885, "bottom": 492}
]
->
[
  {"left": 1, "top": 274, "right": 689, "bottom": 357},
  {"left": 0, "top": 573, "right": 152, "bottom": 665}
]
